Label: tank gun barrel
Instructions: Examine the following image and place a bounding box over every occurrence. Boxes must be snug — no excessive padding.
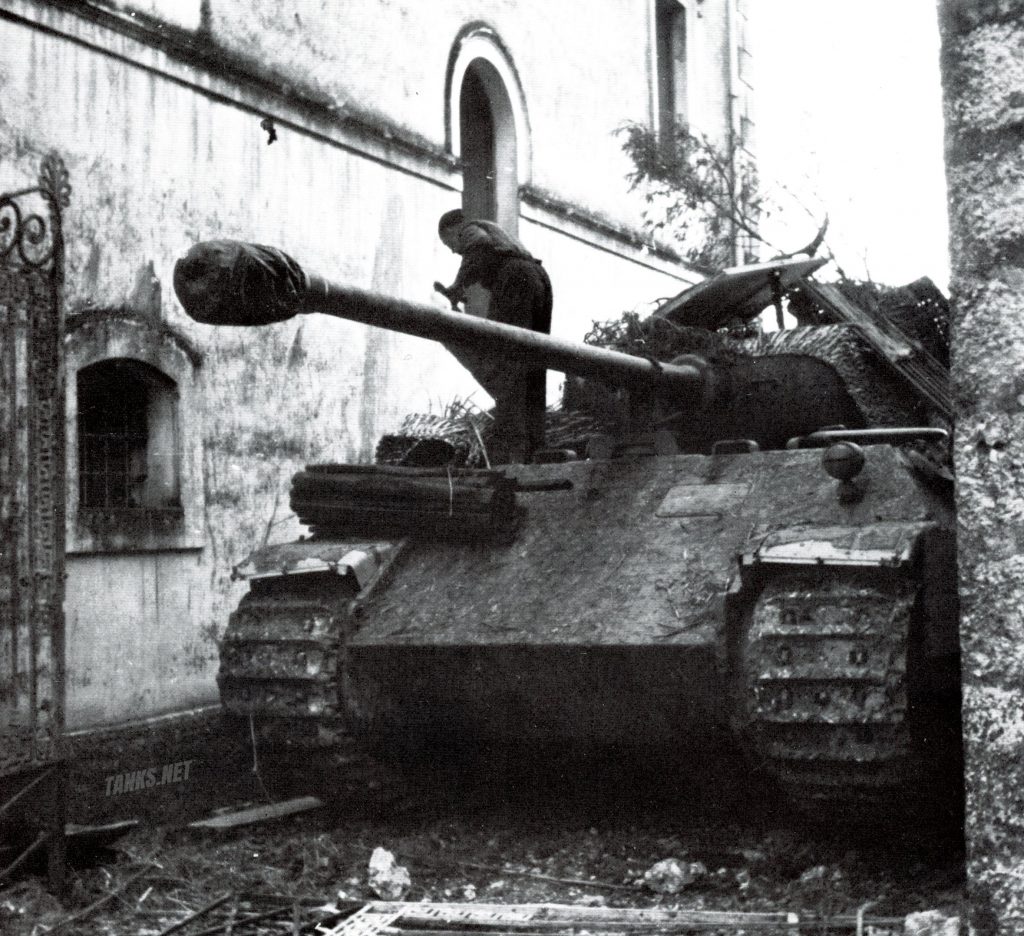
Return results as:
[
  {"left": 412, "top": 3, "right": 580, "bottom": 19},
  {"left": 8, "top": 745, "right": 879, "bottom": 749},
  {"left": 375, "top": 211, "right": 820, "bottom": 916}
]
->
[{"left": 173, "top": 240, "right": 709, "bottom": 399}]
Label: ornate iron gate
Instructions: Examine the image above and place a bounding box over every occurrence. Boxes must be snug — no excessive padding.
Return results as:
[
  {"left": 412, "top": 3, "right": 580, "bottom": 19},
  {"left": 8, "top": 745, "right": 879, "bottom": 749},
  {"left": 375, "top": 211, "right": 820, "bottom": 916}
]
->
[{"left": 0, "top": 154, "right": 70, "bottom": 889}]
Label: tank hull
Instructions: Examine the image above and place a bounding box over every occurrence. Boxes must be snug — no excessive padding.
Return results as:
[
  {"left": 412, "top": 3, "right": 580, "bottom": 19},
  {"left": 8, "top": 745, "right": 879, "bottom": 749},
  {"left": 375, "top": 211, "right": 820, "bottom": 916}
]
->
[{"left": 219, "top": 446, "right": 960, "bottom": 813}]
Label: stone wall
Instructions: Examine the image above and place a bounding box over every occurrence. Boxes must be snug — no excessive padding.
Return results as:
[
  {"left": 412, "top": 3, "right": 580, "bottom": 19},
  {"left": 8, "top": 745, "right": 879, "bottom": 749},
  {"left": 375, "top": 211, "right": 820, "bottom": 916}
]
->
[{"left": 939, "top": 2, "right": 1024, "bottom": 932}]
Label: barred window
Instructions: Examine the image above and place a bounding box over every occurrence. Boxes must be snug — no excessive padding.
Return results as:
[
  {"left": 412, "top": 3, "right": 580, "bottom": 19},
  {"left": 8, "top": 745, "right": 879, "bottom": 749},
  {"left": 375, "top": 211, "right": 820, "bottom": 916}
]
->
[{"left": 76, "top": 359, "right": 179, "bottom": 511}]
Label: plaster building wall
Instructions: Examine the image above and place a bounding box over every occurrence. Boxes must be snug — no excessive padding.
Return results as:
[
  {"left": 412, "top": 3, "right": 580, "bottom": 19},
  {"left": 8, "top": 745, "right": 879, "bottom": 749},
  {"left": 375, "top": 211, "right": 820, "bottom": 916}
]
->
[
  {"left": 0, "top": 0, "right": 744, "bottom": 727},
  {"left": 197, "top": 0, "right": 744, "bottom": 221}
]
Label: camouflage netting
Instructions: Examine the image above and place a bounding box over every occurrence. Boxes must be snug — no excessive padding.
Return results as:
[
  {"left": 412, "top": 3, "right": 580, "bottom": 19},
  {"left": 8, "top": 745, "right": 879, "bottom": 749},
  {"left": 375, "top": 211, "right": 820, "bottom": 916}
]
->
[
  {"left": 788, "top": 277, "right": 951, "bottom": 368},
  {"left": 741, "top": 324, "right": 929, "bottom": 429}
]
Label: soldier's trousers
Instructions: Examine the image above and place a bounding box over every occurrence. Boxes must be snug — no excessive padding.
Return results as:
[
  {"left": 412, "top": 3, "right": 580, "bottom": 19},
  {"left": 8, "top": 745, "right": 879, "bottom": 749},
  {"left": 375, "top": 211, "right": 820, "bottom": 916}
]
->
[{"left": 487, "top": 256, "right": 553, "bottom": 464}]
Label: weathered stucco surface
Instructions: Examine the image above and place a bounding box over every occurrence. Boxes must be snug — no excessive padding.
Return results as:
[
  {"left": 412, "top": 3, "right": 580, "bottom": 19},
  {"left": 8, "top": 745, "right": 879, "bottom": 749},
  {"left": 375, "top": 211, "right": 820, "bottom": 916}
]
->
[
  {"left": 202, "top": 0, "right": 741, "bottom": 224},
  {"left": 1, "top": 1, "right": 717, "bottom": 726},
  {"left": 940, "top": 2, "right": 1024, "bottom": 932}
]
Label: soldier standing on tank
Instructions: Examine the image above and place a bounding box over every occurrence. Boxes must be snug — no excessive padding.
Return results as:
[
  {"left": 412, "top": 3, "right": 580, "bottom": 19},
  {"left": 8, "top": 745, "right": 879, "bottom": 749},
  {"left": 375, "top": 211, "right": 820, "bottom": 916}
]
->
[{"left": 433, "top": 209, "right": 552, "bottom": 464}]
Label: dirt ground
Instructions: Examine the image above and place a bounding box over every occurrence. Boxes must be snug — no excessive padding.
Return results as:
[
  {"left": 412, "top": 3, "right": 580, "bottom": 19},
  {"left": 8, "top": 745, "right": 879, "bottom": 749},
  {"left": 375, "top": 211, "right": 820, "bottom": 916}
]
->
[{"left": 1, "top": 736, "right": 965, "bottom": 935}]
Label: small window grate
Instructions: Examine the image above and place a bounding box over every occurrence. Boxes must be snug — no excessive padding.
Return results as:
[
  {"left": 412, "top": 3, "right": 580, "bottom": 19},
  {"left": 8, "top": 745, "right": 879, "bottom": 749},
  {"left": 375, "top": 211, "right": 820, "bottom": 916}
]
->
[{"left": 77, "top": 360, "right": 165, "bottom": 510}]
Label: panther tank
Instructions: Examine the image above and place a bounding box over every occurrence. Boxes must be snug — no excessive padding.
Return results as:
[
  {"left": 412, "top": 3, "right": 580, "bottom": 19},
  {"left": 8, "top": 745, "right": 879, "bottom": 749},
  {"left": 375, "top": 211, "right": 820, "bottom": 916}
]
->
[{"left": 174, "top": 241, "right": 961, "bottom": 815}]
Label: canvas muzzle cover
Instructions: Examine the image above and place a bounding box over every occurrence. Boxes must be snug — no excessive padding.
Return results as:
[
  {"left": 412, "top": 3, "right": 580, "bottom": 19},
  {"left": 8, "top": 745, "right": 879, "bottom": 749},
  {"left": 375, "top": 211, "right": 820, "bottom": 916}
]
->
[{"left": 173, "top": 240, "right": 307, "bottom": 326}]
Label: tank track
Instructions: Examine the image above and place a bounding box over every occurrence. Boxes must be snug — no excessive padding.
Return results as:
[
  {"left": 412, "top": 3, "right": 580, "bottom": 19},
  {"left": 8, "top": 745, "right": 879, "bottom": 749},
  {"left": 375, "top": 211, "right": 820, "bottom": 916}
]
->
[
  {"left": 738, "top": 570, "right": 920, "bottom": 813},
  {"left": 218, "top": 573, "right": 358, "bottom": 748}
]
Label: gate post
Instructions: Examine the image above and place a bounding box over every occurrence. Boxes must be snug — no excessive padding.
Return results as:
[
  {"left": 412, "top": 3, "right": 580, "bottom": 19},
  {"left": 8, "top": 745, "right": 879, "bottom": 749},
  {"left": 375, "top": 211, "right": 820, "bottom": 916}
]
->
[
  {"left": 939, "top": 3, "right": 1024, "bottom": 932},
  {"left": 0, "top": 154, "right": 71, "bottom": 894}
]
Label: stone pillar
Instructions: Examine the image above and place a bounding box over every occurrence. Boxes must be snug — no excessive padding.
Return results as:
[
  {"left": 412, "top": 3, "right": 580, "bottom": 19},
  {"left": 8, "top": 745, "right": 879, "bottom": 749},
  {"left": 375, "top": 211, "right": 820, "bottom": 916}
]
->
[{"left": 939, "top": 2, "right": 1024, "bottom": 933}]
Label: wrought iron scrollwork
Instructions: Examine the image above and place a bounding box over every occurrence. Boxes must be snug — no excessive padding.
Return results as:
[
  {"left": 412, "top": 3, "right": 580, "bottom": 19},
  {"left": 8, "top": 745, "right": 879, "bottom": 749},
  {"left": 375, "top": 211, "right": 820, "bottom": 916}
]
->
[
  {"left": 1, "top": 152, "right": 69, "bottom": 778},
  {"left": 0, "top": 152, "right": 70, "bottom": 278},
  {"left": 39, "top": 152, "right": 72, "bottom": 209}
]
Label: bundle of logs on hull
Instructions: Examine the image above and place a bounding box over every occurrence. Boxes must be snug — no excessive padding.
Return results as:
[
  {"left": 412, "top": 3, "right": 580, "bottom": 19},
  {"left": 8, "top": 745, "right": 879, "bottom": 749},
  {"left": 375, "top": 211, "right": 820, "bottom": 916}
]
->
[{"left": 290, "top": 464, "right": 519, "bottom": 544}]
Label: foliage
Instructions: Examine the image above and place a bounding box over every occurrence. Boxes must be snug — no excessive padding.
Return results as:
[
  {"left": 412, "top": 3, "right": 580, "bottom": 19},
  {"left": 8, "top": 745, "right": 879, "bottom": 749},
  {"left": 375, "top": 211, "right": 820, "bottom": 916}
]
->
[
  {"left": 582, "top": 310, "right": 749, "bottom": 365},
  {"left": 618, "top": 121, "right": 763, "bottom": 270},
  {"left": 618, "top": 120, "right": 840, "bottom": 277},
  {"left": 376, "top": 396, "right": 492, "bottom": 468}
]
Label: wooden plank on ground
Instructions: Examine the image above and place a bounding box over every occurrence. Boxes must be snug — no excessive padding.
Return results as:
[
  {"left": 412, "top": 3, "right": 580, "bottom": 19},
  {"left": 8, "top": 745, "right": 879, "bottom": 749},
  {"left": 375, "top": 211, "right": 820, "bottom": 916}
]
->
[
  {"left": 362, "top": 901, "right": 798, "bottom": 928},
  {"left": 315, "top": 901, "right": 913, "bottom": 935},
  {"left": 188, "top": 796, "right": 321, "bottom": 830}
]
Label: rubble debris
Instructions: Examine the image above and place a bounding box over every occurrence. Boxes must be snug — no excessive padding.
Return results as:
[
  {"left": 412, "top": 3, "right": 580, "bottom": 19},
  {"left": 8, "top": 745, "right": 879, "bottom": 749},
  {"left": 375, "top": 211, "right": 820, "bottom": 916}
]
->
[
  {"left": 740, "top": 847, "right": 768, "bottom": 865},
  {"left": 46, "top": 864, "right": 155, "bottom": 933},
  {"left": 394, "top": 851, "right": 637, "bottom": 893},
  {"left": 155, "top": 891, "right": 231, "bottom": 936},
  {"left": 799, "top": 864, "right": 829, "bottom": 884},
  {"left": 0, "top": 879, "right": 63, "bottom": 929},
  {"left": 903, "top": 909, "right": 961, "bottom": 935},
  {"left": 187, "top": 795, "right": 321, "bottom": 830},
  {"left": 0, "top": 819, "right": 140, "bottom": 884},
  {"left": 1, "top": 754, "right": 961, "bottom": 936},
  {"left": 191, "top": 902, "right": 294, "bottom": 934},
  {"left": 642, "top": 857, "right": 697, "bottom": 894},
  {"left": 1, "top": 810, "right": 962, "bottom": 936},
  {"left": 368, "top": 848, "right": 412, "bottom": 900}
]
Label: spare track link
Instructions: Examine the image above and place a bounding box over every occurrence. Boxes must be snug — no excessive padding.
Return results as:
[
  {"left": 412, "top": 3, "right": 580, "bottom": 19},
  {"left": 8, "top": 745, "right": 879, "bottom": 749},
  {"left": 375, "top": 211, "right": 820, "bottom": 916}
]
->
[
  {"left": 218, "top": 574, "right": 358, "bottom": 747},
  {"left": 739, "top": 570, "right": 918, "bottom": 811}
]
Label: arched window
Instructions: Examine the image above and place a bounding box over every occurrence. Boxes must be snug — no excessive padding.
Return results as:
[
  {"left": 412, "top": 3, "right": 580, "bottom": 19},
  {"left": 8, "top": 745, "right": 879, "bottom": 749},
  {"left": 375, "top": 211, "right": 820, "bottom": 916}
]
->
[
  {"left": 77, "top": 359, "right": 179, "bottom": 510},
  {"left": 66, "top": 313, "right": 204, "bottom": 553},
  {"left": 447, "top": 26, "right": 530, "bottom": 234}
]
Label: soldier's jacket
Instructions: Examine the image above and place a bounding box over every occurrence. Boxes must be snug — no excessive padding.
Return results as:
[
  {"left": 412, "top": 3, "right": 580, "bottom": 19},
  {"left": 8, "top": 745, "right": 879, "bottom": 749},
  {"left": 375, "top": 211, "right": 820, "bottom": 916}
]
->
[{"left": 446, "top": 220, "right": 552, "bottom": 334}]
